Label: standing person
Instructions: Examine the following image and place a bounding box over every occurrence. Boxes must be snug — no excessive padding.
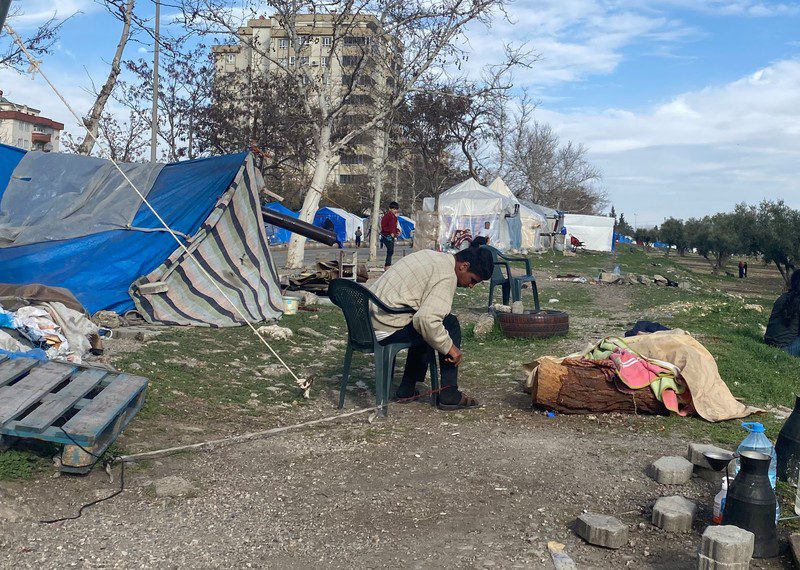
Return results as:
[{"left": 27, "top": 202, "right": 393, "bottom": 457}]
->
[
  {"left": 738, "top": 261, "right": 745, "bottom": 279},
  {"left": 764, "top": 269, "right": 800, "bottom": 357},
  {"left": 355, "top": 226, "right": 362, "bottom": 248},
  {"left": 370, "top": 247, "right": 495, "bottom": 408},
  {"left": 380, "top": 201, "right": 401, "bottom": 269},
  {"left": 472, "top": 221, "right": 492, "bottom": 247}
]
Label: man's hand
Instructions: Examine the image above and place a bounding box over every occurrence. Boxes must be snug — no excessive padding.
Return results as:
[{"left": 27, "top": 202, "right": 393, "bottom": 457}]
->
[{"left": 445, "top": 345, "right": 462, "bottom": 365}]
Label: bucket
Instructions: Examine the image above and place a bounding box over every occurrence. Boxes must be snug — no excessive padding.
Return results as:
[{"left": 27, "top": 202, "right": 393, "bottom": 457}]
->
[{"left": 282, "top": 296, "right": 299, "bottom": 315}]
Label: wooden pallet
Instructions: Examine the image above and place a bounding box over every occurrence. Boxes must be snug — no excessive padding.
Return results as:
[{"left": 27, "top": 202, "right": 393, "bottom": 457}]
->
[{"left": 0, "top": 355, "right": 148, "bottom": 474}]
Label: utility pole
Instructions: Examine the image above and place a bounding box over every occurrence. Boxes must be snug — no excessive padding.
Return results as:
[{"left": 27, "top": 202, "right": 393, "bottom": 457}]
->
[{"left": 150, "top": 0, "right": 160, "bottom": 162}]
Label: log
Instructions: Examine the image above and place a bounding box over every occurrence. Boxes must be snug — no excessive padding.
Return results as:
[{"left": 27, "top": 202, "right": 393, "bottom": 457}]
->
[{"left": 530, "top": 357, "right": 674, "bottom": 415}]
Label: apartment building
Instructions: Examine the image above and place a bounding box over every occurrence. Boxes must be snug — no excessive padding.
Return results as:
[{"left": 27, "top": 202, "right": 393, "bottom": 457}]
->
[
  {"left": 0, "top": 91, "right": 64, "bottom": 152},
  {"left": 212, "top": 14, "right": 396, "bottom": 188}
]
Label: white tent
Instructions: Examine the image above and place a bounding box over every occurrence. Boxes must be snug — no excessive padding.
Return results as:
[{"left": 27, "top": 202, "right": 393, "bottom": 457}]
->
[
  {"left": 323, "top": 207, "right": 365, "bottom": 242},
  {"left": 438, "top": 178, "right": 518, "bottom": 250},
  {"left": 488, "top": 178, "right": 547, "bottom": 250},
  {"left": 562, "top": 213, "right": 615, "bottom": 252}
]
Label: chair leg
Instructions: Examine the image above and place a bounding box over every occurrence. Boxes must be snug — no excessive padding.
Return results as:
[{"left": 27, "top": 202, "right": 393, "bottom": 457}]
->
[
  {"left": 338, "top": 346, "right": 353, "bottom": 409},
  {"left": 374, "top": 346, "right": 387, "bottom": 417},
  {"left": 531, "top": 279, "right": 541, "bottom": 311},
  {"left": 488, "top": 283, "right": 495, "bottom": 311},
  {"left": 501, "top": 282, "right": 510, "bottom": 305},
  {"left": 428, "top": 347, "right": 439, "bottom": 407},
  {"left": 510, "top": 279, "right": 522, "bottom": 302}
]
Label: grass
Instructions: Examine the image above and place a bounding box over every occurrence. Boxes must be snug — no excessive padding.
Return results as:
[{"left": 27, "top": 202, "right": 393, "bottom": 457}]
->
[{"left": 1, "top": 246, "right": 796, "bottom": 480}]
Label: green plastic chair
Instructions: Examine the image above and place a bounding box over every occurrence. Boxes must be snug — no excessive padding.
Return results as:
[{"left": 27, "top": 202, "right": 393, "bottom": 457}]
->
[
  {"left": 328, "top": 279, "right": 439, "bottom": 416},
  {"left": 487, "top": 246, "right": 540, "bottom": 312}
]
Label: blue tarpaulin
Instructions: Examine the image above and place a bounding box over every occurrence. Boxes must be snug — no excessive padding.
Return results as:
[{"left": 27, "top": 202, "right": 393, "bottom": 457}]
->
[
  {"left": 0, "top": 149, "right": 249, "bottom": 314},
  {"left": 0, "top": 143, "right": 25, "bottom": 202},
  {"left": 397, "top": 215, "right": 415, "bottom": 240},
  {"left": 264, "top": 201, "right": 298, "bottom": 244}
]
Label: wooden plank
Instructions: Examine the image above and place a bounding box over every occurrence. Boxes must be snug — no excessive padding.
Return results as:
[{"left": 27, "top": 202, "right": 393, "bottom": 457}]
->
[
  {"left": 0, "top": 362, "right": 76, "bottom": 425},
  {"left": 61, "top": 375, "right": 148, "bottom": 438},
  {"left": 0, "top": 357, "right": 38, "bottom": 388},
  {"left": 14, "top": 369, "right": 107, "bottom": 433}
]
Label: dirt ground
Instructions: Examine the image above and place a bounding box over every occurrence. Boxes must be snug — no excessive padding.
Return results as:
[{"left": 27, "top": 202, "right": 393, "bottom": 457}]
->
[{"left": 0, "top": 257, "right": 794, "bottom": 569}]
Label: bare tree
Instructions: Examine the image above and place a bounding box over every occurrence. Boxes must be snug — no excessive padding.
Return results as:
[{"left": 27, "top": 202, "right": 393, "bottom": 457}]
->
[
  {"left": 0, "top": 11, "right": 67, "bottom": 72},
  {"left": 77, "top": 0, "right": 136, "bottom": 156},
  {"left": 64, "top": 110, "right": 150, "bottom": 162},
  {"left": 507, "top": 119, "right": 606, "bottom": 213},
  {"left": 181, "top": 0, "right": 504, "bottom": 268}
]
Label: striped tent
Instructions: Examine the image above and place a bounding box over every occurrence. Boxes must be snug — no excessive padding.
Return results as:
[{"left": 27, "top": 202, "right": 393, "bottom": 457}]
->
[{"left": 0, "top": 145, "right": 283, "bottom": 327}]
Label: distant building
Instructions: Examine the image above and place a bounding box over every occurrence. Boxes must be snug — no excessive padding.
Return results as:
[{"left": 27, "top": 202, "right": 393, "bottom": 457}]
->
[
  {"left": 212, "top": 14, "right": 397, "bottom": 187},
  {"left": 0, "top": 91, "right": 64, "bottom": 152}
]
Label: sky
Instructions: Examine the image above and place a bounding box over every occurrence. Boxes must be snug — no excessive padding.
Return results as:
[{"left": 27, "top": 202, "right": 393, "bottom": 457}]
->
[{"left": 2, "top": 0, "right": 799, "bottom": 226}]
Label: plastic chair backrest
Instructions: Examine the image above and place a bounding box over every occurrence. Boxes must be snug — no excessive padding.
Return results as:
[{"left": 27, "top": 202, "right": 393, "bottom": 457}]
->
[
  {"left": 487, "top": 246, "right": 506, "bottom": 284},
  {"left": 328, "top": 279, "right": 379, "bottom": 351}
]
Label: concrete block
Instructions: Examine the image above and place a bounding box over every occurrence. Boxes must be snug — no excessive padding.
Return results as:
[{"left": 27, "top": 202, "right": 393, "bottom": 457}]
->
[
  {"left": 688, "top": 443, "right": 734, "bottom": 470},
  {"left": 694, "top": 466, "right": 733, "bottom": 484},
  {"left": 699, "top": 525, "right": 754, "bottom": 566},
  {"left": 511, "top": 301, "right": 525, "bottom": 314},
  {"left": 790, "top": 533, "right": 800, "bottom": 568},
  {"left": 652, "top": 495, "right": 696, "bottom": 532},
  {"left": 697, "top": 554, "right": 749, "bottom": 570},
  {"left": 574, "top": 513, "right": 628, "bottom": 549},
  {"left": 648, "top": 456, "right": 694, "bottom": 484}
]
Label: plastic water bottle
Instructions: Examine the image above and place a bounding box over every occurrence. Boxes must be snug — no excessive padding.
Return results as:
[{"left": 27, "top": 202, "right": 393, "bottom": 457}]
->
[
  {"left": 713, "top": 477, "right": 727, "bottom": 524},
  {"left": 736, "top": 422, "right": 777, "bottom": 488},
  {"left": 736, "top": 421, "right": 779, "bottom": 522}
]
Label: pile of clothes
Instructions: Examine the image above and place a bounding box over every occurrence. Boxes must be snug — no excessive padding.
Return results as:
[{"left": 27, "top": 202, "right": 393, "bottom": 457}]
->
[{"left": 0, "top": 284, "right": 101, "bottom": 364}]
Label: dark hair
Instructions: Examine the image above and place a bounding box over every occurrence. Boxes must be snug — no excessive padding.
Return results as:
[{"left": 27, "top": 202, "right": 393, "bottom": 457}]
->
[
  {"left": 781, "top": 269, "right": 800, "bottom": 323},
  {"left": 455, "top": 246, "right": 494, "bottom": 281},
  {"left": 389, "top": 201, "right": 399, "bottom": 209}
]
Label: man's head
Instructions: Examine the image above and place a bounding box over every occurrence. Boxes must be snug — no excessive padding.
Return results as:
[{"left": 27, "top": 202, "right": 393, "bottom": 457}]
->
[
  {"left": 484, "top": 221, "right": 491, "bottom": 229},
  {"left": 454, "top": 246, "right": 494, "bottom": 288},
  {"left": 389, "top": 201, "right": 399, "bottom": 212}
]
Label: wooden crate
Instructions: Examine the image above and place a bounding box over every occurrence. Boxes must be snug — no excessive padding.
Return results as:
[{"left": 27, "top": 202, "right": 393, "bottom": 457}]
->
[{"left": 0, "top": 355, "right": 148, "bottom": 474}]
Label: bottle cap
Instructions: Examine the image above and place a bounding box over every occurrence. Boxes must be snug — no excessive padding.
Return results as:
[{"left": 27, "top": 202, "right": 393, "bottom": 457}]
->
[{"left": 742, "top": 421, "right": 765, "bottom": 433}]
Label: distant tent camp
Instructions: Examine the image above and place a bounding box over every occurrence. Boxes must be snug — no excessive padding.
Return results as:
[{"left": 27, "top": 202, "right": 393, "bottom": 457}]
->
[
  {"left": 263, "top": 201, "right": 298, "bottom": 245},
  {"left": 313, "top": 207, "right": 364, "bottom": 244},
  {"left": 0, "top": 144, "right": 284, "bottom": 326},
  {"left": 438, "top": 178, "right": 519, "bottom": 251}
]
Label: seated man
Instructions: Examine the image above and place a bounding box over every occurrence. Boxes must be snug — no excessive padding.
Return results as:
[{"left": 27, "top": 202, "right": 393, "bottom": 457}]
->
[
  {"left": 370, "top": 247, "right": 494, "bottom": 409},
  {"left": 765, "top": 269, "right": 800, "bottom": 357}
]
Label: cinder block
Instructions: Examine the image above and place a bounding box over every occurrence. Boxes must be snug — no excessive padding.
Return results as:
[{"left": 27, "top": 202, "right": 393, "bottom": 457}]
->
[
  {"left": 688, "top": 443, "right": 734, "bottom": 470},
  {"left": 648, "top": 456, "right": 694, "bottom": 484},
  {"left": 574, "top": 513, "right": 628, "bottom": 549},
  {"left": 699, "top": 525, "right": 754, "bottom": 566},
  {"left": 652, "top": 495, "right": 696, "bottom": 532}
]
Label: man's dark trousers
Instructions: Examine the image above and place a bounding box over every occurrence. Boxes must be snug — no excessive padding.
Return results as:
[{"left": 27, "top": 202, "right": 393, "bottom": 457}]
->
[
  {"left": 379, "top": 314, "right": 461, "bottom": 392},
  {"left": 382, "top": 235, "right": 395, "bottom": 266}
]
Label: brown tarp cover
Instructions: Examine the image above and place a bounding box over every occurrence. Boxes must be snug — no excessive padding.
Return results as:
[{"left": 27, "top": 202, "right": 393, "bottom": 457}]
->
[
  {"left": 0, "top": 283, "right": 88, "bottom": 315},
  {"left": 523, "top": 330, "right": 761, "bottom": 422}
]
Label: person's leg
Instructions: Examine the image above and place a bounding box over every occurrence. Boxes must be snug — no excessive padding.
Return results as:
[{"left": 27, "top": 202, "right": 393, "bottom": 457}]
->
[
  {"left": 436, "top": 314, "right": 464, "bottom": 405},
  {"left": 380, "top": 324, "right": 428, "bottom": 397},
  {"left": 384, "top": 238, "right": 395, "bottom": 267},
  {"left": 783, "top": 337, "right": 800, "bottom": 357}
]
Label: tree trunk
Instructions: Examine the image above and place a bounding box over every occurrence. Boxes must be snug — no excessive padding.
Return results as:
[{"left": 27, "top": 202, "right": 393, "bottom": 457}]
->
[
  {"left": 369, "top": 126, "right": 390, "bottom": 263},
  {"left": 285, "top": 141, "right": 333, "bottom": 269},
  {"left": 77, "top": 0, "right": 135, "bottom": 156}
]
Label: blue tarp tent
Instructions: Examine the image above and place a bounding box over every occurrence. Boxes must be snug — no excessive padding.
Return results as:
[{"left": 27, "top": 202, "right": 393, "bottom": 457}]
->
[
  {"left": 0, "top": 146, "right": 283, "bottom": 326},
  {"left": 264, "top": 201, "right": 298, "bottom": 245},
  {"left": 313, "top": 207, "right": 364, "bottom": 245},
  {"left": 397, "top": 215, "right": 415, "bottom": 240}
]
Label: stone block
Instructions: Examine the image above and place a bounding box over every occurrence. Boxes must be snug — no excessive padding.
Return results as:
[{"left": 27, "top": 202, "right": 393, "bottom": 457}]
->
[
  {"left": 687, "top": 443, "right": 734, "bottom": 470},
  {"left": 694, "top": 466, "right": 733, "bottom": 484},
  {"left": 473, "top": 314, "right": 496, "bottom": 339},
  {"left": 511, "top": 301, "right": 525, "bottom": 314},
  {"left": 648, "top": 456, "right": 694, "bottom": 484},
  {"left": 699, "top": 525, "right": 754, "bottom": 566},
  {"left": 652, "top": 495, "right": 696, "bottom": 532},
  {"left": 574, "top": 513, "right": 628, "bottom": 549},
  {"left": 790, "top": 533, "right": 800, "bottom": 568},
  {"left": 697, "top": 554, "right": 749, "bottom": 569}
]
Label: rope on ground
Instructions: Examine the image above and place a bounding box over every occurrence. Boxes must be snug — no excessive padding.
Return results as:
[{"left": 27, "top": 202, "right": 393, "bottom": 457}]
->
[
  {"left": 5, "top": 24, "right": 312, "bottom": 397},
  {"left": 116, "top": 405, "right": 378, "bottom": 463}
]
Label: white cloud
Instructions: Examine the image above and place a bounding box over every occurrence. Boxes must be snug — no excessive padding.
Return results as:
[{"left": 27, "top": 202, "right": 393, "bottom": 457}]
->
[
  {"left": 535, "top": 59, "right": 800, "bottom": 221},
  {"left": 6, "top": 1, "right": 99, "bottom": 29}
]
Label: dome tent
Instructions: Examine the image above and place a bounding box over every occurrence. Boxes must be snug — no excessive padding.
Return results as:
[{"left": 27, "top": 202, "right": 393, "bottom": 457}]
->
[
  {"left": 313, "top": 207, "right": 364, "bottom": 244},
  {"left": 438, "top": 178, "right": 519, "bottom": 251}
]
